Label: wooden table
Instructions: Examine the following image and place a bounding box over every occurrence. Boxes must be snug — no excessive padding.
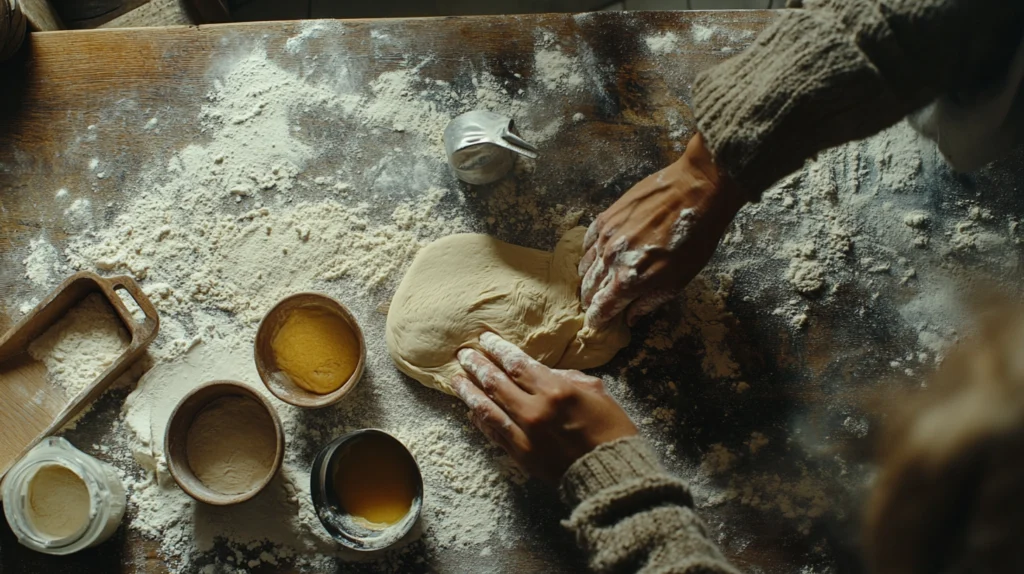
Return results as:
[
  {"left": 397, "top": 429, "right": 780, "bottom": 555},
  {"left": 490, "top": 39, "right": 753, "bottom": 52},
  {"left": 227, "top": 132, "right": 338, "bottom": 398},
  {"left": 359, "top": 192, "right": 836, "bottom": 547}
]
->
[{"left": 4, "top": 9, "right": 1022, "bottom": 574}]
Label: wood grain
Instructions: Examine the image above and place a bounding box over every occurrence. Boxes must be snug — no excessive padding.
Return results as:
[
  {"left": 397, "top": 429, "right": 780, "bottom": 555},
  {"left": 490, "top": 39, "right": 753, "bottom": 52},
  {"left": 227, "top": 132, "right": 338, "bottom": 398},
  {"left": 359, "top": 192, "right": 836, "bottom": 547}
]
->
[
  {"left": 0, "top": 11, "right": 908, "bottom": 574},
  {"left": 0, "top": 273, "right": 158, "bottom": 479}
]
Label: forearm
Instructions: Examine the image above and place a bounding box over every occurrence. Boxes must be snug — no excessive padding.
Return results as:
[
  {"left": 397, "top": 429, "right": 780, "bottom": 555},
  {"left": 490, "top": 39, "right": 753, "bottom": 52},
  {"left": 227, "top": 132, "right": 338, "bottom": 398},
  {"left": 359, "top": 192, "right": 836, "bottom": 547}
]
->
[
  {"left": 561, "top": 437, "right": 739, "bottom": 574},
  {"left": 694, "top": 0, "right": 1024, "bottom": 198}
]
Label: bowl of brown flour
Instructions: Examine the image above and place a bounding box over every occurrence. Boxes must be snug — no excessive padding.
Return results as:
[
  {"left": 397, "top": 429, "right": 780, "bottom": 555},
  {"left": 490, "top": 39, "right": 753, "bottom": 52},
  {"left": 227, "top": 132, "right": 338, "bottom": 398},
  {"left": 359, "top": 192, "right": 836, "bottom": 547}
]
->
[{"left": 164, "top": 381, "right": 284, "bottom": 505}]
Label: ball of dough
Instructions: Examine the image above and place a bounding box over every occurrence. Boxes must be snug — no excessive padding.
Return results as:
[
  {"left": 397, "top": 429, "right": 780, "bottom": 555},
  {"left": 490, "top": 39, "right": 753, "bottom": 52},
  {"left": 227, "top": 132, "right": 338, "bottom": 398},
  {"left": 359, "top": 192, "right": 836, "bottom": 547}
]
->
[{"left": 386, "top": 227, "right": 630, "bottom": 394}]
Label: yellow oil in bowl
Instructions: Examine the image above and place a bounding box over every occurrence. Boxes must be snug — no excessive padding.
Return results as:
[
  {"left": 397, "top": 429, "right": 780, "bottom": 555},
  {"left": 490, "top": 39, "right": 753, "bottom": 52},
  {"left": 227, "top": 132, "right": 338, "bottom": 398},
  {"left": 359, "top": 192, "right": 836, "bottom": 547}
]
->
[{"left": 311, "top": 429, "right": 422, "bottom": 552}]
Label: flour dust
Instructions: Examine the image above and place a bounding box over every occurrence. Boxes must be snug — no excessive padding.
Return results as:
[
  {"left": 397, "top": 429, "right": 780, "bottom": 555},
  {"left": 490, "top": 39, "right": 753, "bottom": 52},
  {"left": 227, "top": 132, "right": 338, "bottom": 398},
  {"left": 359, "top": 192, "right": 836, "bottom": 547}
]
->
[{"left": 11, "top": 16, "right": 1024, "bottom": 574}]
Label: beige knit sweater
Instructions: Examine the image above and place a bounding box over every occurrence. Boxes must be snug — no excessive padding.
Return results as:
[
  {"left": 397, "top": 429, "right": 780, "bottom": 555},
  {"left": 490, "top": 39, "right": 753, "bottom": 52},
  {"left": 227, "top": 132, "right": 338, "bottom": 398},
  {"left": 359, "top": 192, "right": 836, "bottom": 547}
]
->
[
  {"left": 563, "top": 3, "right": 1024, "bottom": 572},
  {"left": 693, "top": 0, "right": 1024, "bottom": 198},
  {"left": 561, "top": 437, "right": 740, "bottom": 573}
]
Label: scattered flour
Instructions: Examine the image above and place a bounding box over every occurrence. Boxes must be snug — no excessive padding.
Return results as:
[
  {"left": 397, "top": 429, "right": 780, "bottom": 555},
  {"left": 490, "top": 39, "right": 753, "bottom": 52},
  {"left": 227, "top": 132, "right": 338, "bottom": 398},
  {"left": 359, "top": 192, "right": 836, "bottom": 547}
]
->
[
  {"left": 23, "top": 237, "right": 64, "bottom": 288},
  {"left": 63, "top": 198, "right": 91, "bottom": 228},
  {"left": 785, "top": 245, "right": 826, "bottom": 295},
  {"left": 49, "top": 40, "right": 562, "bottom": 571},
  {"left": 284, "top": 21, "right": 334, "bottom": 54},
  {"left": 13, "top": 16, "right": 1021, "bottom": 573},
  {"left": 701, "top": 444, "right": 738, "bottom": 475},
  {"left": 357, "top": 65, "right": 450, "bottom": 139},
  {"left": 691, "top": 23, "right": 715, "bottom": 43},
  {"left": 684, "top": 275, "right": 742, "bottom": 380},
  {"left": 645, "top": 31, "right": 680, "bottom": 55},
  {"left": 636, "top": 273, "right": 742, "bottom": 382},
  {"left": 842, "top": 416, "right": 869, "bottom": 439},
  {"left": 702, "top": 469, "right": 831, "bottom": 535},
  {"left": 534, "top": 46, "right": 584, "bottom": 93}
]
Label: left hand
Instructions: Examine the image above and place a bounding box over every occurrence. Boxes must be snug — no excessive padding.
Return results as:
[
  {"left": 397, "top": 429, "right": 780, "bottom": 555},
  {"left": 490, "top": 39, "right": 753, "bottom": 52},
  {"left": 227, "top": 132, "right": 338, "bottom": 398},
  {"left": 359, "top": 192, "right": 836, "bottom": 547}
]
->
[
  {"left": 451, "top": 332, "right": 638, "bottom": 484},
  {"left": 578, "top": 133, "right": 745, "bottom": 330}
]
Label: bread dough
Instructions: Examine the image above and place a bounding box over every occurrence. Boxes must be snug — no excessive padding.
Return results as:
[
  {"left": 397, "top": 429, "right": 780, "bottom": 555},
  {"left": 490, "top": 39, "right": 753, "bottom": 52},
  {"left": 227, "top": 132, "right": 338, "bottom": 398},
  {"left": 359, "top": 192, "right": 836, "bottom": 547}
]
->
[{"left": 386, "top": 227, "right": 630, "bottom": 394}]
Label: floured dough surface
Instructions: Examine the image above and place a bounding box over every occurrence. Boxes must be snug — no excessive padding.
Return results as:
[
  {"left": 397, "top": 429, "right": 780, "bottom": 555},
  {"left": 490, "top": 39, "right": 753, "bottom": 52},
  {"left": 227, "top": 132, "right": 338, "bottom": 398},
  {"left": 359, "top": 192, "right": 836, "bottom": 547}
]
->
[{"left": 386, "top": 227, "right": 630, "bottom": 394}]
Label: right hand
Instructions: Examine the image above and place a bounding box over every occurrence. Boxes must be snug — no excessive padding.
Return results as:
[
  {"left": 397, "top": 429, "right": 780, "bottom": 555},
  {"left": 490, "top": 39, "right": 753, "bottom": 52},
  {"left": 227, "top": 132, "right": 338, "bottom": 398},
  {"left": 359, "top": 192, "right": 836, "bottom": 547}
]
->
[
  {"left": 578, "top": 133, "right": 746, "bottom": 330},
  {"left": 451, "top": 332, "right": 638, "bottom": 484}
]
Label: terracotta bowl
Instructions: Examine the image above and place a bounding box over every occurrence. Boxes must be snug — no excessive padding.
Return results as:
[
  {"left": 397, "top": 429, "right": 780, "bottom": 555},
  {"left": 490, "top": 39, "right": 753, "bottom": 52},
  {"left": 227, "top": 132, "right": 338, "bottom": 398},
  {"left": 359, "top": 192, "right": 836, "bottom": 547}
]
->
[
  {"left": 164, "top": 380, "right": 284, "bottom": 506},
  {"left": 254, "top": 292, "right": 366, "bottom": 409}
]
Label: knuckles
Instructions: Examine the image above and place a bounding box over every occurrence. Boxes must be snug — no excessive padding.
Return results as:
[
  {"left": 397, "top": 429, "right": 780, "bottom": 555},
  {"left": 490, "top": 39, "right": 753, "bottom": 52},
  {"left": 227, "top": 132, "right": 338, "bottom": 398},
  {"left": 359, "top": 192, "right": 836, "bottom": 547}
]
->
[
  {"left": 518, "top": 408, "right": 552, "bottom": 429},
  {"left": 479, "top": 371, "right": 504, "bottom": 392},
  {"left": 502, "top": 360, "right": 527, "bottom": 380},
  {"left": 543, "top": 384, "right": 575, "bottom": 405}
]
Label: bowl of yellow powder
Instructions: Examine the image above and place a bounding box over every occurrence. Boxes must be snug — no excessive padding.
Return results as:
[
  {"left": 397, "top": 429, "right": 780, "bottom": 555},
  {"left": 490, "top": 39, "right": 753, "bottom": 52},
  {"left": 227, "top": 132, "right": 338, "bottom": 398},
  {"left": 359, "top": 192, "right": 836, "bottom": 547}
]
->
[{"left": 254, "top": 292, "right": 366, "bottom": 408}]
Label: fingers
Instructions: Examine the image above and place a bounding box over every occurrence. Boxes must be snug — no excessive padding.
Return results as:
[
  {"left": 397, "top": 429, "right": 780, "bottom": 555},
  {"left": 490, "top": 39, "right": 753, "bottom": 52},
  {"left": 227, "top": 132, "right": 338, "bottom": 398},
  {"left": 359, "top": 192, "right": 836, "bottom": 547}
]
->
[
  {"left": 451, "top": 373, "right": 501, "bottom": 413},
  {"left": 580, "top": 253, "right": 608, "bottom": 307},
  {"left": 578, "top": 244, "right": 598, "bottom": 279},
  {"left": 584, "top": 269, "right": 637, "bottom": 331},
  {"left": 581, "top": 226, "right": 627, "bottom": 307},
  {"left": 582, "top": 234, "right": 637, "bottom": 312},
  {"left": 457, "top": 348, "right": 531, "bottom": 411},
  {"left": 582, "top": 218, "right": 600, "bottom": 252},
  {"left": 578, "top": 220, "right": 602, "bottom": 278},
  {"left": 477, "top": 331, "right": 543, "bottom": 392},
  {"left": 625, "top": 289, "right": 677, "bottom": 326},
  {"left": 452, "top": 374, "right": 530, "bottom": 455}
]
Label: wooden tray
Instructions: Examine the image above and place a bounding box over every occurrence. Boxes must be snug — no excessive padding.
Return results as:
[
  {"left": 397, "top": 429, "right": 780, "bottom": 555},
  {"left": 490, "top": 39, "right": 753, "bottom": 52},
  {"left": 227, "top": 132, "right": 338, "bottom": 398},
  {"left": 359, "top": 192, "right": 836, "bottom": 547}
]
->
[{"left": 0, "top": 272, "right": 159, "bottom": 481}]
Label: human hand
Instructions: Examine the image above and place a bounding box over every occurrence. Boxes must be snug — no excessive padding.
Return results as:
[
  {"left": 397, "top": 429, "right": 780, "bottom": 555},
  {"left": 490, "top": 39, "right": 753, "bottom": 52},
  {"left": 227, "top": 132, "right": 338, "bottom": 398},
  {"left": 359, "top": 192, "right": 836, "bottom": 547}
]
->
[
  {"left": 451, "top": 331, "right": 638, "bottom": 484},
  {"left": 579, "top": 133, "right": 746, "bottom": 330}
]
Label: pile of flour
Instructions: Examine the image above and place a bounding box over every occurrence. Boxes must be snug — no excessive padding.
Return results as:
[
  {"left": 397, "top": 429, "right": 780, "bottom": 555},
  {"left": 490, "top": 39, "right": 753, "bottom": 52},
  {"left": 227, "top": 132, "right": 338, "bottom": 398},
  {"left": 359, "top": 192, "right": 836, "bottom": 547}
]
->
[{"left": 28, "top": 293, "right": 130, "bottom": 397}]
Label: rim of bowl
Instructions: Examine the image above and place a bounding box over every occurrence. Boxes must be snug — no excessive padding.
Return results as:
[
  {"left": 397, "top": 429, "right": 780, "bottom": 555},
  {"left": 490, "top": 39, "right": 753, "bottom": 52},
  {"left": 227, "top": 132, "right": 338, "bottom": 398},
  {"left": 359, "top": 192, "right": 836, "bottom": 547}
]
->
[
  {"left": 253, "top": 292, "right": 366, "bottom": 409},
  {"left": 164, "top": 380, "right": 285, "bottom": 505}
]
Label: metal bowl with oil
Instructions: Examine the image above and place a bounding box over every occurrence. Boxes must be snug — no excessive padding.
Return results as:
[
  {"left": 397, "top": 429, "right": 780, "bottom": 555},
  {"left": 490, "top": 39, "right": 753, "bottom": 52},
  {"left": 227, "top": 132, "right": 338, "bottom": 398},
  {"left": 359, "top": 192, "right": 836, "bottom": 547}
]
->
[{"left": 310, "top": 429, "right": 423, "bottom": 552}]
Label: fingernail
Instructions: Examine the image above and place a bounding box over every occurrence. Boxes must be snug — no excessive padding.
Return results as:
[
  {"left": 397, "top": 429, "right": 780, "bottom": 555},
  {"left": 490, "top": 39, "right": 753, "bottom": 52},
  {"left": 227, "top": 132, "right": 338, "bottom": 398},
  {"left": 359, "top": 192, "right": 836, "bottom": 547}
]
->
[
  {"left": 480, "top": 331, "right": 500, "bottom": 345},
  {"left": 457, "top": 348, "right": 474, "bottom": 364}
]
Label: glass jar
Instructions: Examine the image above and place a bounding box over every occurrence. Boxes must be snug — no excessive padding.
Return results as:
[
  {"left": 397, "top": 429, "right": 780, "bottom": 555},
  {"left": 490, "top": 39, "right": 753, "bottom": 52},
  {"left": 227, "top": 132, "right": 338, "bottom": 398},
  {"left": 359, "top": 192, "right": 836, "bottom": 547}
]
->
[{"left": 2, "top": 437, "right": 126, "bottom": 555}]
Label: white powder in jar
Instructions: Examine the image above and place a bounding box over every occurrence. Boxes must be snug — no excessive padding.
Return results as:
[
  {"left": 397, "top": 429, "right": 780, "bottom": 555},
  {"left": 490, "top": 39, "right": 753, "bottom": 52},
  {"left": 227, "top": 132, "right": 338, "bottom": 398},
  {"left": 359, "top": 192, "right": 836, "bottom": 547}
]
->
[{"left": 27, "top": 465, "right": 91, "bottom": 539}]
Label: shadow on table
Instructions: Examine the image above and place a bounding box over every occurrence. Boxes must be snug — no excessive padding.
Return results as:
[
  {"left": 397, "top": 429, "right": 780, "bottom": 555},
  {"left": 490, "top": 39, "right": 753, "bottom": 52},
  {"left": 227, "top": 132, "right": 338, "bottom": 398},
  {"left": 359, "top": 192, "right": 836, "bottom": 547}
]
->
[
  {"left": 0, "top": 33, "right": 33, "bottom": 141},
  {"left": 0, "top": 508, "right": 129, "bottom": 574}
]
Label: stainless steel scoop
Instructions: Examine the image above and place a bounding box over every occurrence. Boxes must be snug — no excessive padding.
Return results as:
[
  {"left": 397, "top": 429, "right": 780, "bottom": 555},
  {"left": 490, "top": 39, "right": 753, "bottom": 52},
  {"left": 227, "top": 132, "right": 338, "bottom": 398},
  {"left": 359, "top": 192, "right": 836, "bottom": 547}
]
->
[{"left": 443, "top": 111, "right": 540, "bottom": 185}]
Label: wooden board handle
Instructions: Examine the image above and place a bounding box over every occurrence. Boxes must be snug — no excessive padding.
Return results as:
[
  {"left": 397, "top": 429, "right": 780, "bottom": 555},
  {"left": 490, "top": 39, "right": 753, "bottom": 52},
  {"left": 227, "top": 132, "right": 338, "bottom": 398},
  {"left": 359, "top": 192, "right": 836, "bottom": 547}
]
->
[{"left": 95, "top": 275, "right": 160, "bottom": 349}]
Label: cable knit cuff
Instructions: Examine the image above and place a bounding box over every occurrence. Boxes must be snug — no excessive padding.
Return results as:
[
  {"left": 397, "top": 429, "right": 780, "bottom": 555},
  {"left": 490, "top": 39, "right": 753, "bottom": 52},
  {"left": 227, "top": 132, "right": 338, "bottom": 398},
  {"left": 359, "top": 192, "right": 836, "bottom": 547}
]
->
[{"left": 559, "top": 436, "right": 666, "bottom": 507}]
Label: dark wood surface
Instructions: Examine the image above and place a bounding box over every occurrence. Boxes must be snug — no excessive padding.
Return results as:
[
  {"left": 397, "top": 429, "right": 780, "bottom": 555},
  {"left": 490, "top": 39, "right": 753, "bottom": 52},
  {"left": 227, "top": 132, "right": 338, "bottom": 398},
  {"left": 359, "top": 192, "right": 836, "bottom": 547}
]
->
[
  {"left": 6, "top": 9, "right": 1018, "bottom": 574},
  {"left": 0, "top": 11, "right": 841, "bottom": 574}
]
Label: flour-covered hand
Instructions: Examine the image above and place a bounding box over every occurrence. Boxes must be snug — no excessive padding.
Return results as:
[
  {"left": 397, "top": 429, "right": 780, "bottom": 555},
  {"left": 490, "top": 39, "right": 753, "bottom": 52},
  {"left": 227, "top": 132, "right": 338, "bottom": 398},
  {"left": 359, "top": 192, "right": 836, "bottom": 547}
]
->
[
  {"left": 579, "top": 133, "right": 746, "bottom": 330},
  {"left": 452, "top": 331, "right": 637, "bottom": 484}
]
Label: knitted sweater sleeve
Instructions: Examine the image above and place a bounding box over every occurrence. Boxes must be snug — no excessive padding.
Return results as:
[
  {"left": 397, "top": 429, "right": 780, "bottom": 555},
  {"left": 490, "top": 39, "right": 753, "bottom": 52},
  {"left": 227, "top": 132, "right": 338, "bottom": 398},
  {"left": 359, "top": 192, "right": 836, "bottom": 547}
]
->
[
  {"left": 693, "top": 0, "right": 1024, "bottom": 198},
  {"left": 560, "top": 436, "right": 740, "bottom": 574}
]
